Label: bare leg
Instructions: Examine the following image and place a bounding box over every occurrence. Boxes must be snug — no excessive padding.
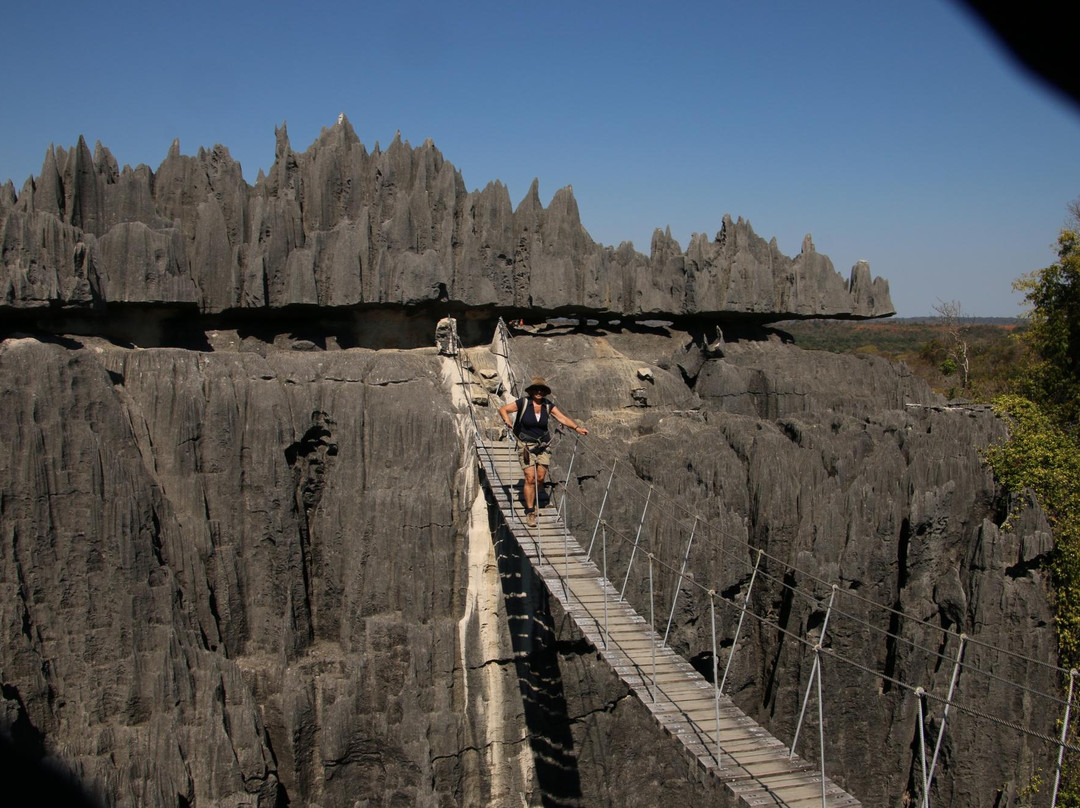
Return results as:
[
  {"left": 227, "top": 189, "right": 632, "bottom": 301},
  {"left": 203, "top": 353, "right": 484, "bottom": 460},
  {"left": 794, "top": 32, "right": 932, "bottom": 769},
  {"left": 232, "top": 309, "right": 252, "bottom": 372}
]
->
[
  {"left": 522, "top": 462, "right": 547, "bottom": 512},
  {"left": 523, "top": 464, "right": 537, "bottom": 511},
  {"left": 535, "top": 464, "right": 547, "bottom": 509}
]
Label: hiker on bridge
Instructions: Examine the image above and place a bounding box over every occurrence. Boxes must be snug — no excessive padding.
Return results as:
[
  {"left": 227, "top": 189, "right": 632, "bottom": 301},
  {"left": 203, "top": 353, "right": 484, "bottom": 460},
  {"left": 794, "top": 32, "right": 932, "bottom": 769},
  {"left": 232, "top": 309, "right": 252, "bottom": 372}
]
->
[{"left": 498, "top": 377, "right": 588, "bottom": 527}]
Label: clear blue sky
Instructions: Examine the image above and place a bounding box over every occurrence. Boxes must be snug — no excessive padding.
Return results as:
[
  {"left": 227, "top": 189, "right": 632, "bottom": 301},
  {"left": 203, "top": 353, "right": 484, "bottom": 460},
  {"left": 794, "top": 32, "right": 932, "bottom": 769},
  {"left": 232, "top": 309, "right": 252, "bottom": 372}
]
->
[{"left": 3, "top": 0, "right": 1078, "bottom": 317}]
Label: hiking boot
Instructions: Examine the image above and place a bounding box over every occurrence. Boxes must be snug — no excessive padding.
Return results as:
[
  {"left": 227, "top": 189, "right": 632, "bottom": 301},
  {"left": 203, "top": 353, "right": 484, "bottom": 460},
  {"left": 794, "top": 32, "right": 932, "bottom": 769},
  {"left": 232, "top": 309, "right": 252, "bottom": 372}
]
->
[{"left": 526, "top": 511, "right": 537, "bottom": 528}]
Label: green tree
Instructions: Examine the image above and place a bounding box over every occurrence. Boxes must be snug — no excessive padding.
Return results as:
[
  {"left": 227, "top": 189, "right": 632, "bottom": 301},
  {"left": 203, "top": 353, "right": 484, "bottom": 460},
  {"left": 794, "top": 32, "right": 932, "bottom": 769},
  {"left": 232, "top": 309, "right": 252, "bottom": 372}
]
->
[
  {"left": 985, "top": 396, "right": 1080, "bottom": 657},
  {"left": 1013, "top": 222, "right": 1080, "bottom": 431},
  {"left": 987, "top": 199, "right": 1080, "bottom": 805}
]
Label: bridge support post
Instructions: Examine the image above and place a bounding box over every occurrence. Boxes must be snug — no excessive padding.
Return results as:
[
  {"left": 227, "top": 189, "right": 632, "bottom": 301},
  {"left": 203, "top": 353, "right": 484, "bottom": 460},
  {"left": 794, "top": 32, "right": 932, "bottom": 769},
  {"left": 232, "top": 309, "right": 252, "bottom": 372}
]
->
[
  {"left": 1052, "top": 668, "right": 1077, "bottom": 808},
  {"left": 720, "top": 548, "right": 764, "bottom": 696},
  {"left": 506, "top": 431, "right": 515, "bottom": 520},
  {"left": 532, "top": 453, "right": 543, "bottom": 569},
  {"left": 916, "top": 688, "right": 929, "bottom": 805},
  {"left": 649, "top": 552, "right": 657, "bottom": 700},
  {"left": 621, "top": 487, "right": 652, "bottom": 601},
  {"left": 492, "top": 318, "right": 519, "bottom": 399},
  {"left": 664, "top": 518, "right": 698, "bottom": 646},
  {"left": 587, "top": 461, "right": 617, "bottom": 557},
  {"left": 711, "top": 591, "right": 721, "bottom": 768},
  {"left": 561, "top": 493, "right": 570, "bottom": 600},
  {"left": 919, "top": 633, "right": 966, "bottom": 808},
  {"left": 556, "top": 436, "right": 578, "bottom": 523},
  {"left": 556, "top": 437, "right": 579, "bottom": 600},
  {"left": 791, "top": 585, "right": 838, "bottom": 808},
  {"left": 602, "top": 521, "right": 609, "bottom": 648}
]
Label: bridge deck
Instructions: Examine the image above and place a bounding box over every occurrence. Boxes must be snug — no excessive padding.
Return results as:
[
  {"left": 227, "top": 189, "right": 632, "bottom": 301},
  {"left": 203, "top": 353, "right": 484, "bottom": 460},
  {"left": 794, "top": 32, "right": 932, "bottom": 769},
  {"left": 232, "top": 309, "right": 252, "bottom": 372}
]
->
[{"left": 476, "top": 436, "right": 861, "bottom": 808}]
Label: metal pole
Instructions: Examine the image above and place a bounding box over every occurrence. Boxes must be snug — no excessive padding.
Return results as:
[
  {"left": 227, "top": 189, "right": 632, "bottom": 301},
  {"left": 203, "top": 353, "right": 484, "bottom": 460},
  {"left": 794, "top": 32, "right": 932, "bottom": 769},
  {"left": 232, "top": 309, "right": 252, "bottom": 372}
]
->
[
  {"left": 557, "top": 436, "right": 579, "bottom": 521},
  {"left": 602, "top": 521, "right": 609, "bottom": 648},
  {"left": 791, "top": 586, "right": 837, "bottom": 761},
  {"left": 720, "top": 548, "right": 764, "bottom": 695},
  {"left": 621, "top": 488, "right": 652, "bottom": 601},
  {"left": 711, "top": 591, "right": 721, "bottom": 767},
  {"left": 507, "top": 431, "right": 516, "bottom": 520},
  {"left": 554, "top": 429, "right": 577, "bottom": 600},
  {"left": 818, "top": 586, "right": 837, "bottom": 649},
  {"left": 532, "top": 452, "right": 543, "bottom": 567},
  {"left": 916, "top": 688, "right": 929, "bottom": 804},
  {"left": 649, "top": 553, "right": 656, "bottom": 700},
  {"left": 920, "top": 634, "right": 966, "bottom": 808},
  {"left": 561, "top": 489, "right": 570, "bottom": 600},
  {"left": 664, "top": 518, "right": 698, "bottom": 646},
  {"left": 587, "top": 461, "right": 617, "bottom": 557},
  {"left": 817, "top": 647, "right": 826, "bottom": 808},
  {"left": 1052, "top": 670, "right": 1078, "bottom": 808},
  {"left": 791, "top": 655, "right": 820, "bottom": 759}
]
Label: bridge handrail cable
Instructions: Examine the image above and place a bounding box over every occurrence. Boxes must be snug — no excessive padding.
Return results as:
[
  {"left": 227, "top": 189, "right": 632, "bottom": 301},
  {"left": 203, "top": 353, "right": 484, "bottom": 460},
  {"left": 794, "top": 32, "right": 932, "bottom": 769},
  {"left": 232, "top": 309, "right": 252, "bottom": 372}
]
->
[
  {"left": 491, "top": 319, "right": 1072, "bottom": 688},
  {"left": 548, "top": 421, "right": 1073, "bottom": 720},
  {"left": 563, "top": 426, "right": 1071, "bottom": 686},
  {"left": 553, "top": 471, "right": 1077, "bottom": 721},
  {"left": 454, "top": 320, "right": 1080, "bottom": 797}
]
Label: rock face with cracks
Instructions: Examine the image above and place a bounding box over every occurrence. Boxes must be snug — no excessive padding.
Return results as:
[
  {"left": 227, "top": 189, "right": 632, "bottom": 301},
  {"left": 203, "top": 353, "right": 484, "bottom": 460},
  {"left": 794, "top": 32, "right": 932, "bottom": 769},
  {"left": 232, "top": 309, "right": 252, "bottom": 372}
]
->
[
  {"left": 504, "top": 329, "right": 1057, "bottom": 807},
  {"left": 0, "top": 117, "right": 892, "bottom": 320},
  {"left": 0, "top": 339, "right": 534, "bottom": 807},
  {"left": 0, "top": 119, "right": 1052, "bottom": 808},
  {"left": 0, "top": 317, "right": 1058, "bottom": 808}
]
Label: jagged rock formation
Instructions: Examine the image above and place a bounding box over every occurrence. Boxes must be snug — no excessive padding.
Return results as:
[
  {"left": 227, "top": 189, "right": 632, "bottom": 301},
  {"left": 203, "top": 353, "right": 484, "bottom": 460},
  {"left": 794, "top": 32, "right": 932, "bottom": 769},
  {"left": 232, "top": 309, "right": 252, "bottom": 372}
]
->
[
  {"left": 0, "top": 117, "right": 893, "bottom": 320},
  {"left": 0, "top": 338, "right": 539, "bottom": 807},
  {"left": 0, "top": 318, "right": 1055, "bottom": 808},
  {"left": 0, "top": 119, "right": 1050, "bottom": 807},
  {"left": 505, "top": 329, "right": 1056, "bottom": 806}
]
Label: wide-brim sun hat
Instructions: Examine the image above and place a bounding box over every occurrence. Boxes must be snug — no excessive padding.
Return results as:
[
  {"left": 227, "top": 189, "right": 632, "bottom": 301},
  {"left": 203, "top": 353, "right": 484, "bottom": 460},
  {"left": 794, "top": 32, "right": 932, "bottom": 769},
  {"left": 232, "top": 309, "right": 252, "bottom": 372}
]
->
[{"left": 524, "top": 377, "right": 551, "bottom": 395}]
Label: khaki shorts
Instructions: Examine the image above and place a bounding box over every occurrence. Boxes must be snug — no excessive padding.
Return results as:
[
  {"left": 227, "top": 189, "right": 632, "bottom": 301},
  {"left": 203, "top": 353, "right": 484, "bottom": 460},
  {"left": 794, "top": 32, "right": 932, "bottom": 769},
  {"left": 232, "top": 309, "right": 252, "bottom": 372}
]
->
[{"left": 518, "top": 441, "right": 551, "bottom": 470}]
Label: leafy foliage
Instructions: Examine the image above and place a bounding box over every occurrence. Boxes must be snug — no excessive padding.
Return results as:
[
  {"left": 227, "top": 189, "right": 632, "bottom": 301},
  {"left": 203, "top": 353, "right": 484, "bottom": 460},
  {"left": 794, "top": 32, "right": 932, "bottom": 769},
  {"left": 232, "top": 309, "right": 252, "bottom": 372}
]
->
[
  {"left": 783, "top": 208, "right": 1080, "bottom": 800},
  {"left": 985, "top": 396, "right": 1080, "bottom": 653},
  {"left": 985, "top": 209, "right": 1080, "bottom": 804},
  {"left": 1013, "top": 229, "right": 1080, "bottom": 431},
  {"left": 984, "top": 394, "right": 1080, "bottom": 806}
]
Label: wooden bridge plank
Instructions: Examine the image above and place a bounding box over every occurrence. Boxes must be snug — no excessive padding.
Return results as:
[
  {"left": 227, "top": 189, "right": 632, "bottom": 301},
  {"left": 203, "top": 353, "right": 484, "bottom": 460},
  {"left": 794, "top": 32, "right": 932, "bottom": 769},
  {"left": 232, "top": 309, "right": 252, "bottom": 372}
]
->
[{"left": 475, "top": 437, "right": 861, "bottom": 807}]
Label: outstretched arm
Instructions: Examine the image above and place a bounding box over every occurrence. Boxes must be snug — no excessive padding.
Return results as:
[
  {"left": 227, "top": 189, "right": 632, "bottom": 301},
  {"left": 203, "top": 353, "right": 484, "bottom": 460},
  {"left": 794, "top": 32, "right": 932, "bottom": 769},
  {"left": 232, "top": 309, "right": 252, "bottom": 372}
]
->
[
  {"left": 498, "top": 399, "right": 520, "bottom": 430},
  {"left": 551, "top": 406, "right": 588, "bottom": 435}
]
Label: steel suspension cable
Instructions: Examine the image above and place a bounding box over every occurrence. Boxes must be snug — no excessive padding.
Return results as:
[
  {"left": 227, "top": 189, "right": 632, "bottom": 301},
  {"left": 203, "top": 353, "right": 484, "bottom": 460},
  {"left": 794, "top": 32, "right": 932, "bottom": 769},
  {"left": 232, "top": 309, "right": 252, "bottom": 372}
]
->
[
  {"left": 553, "top": 473, "right": 1070, "bottom": 713},
  {"left": 558, "top": 419, "right": 1073, "bottom": 701},
  {"left": 555, "top": 476, "right": 1079, "bottom": 752},
  {"left": 493, "top": 322, "right": 1075, "bottom": 756}
]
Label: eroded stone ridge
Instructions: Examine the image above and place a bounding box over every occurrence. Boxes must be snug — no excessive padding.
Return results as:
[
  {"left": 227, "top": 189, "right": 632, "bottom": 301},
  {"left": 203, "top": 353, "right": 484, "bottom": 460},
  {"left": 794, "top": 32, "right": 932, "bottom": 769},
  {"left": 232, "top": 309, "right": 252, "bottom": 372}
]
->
[
  {"left": 0, "top": 327, "right": 1052, "bottom": 807},
  {"left": 0, "top": 117, "right": 893, "bottom": 319}
]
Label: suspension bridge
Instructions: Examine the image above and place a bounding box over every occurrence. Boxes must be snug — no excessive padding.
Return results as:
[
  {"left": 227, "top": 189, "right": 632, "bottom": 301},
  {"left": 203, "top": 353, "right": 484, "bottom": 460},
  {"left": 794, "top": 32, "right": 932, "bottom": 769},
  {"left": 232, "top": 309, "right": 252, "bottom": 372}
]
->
[
  {"left": 476, "top": 435, "right": 860, "bottom": 806},
  {"left": 448, "top": 318, "right": 1079, "bottom": 808}
]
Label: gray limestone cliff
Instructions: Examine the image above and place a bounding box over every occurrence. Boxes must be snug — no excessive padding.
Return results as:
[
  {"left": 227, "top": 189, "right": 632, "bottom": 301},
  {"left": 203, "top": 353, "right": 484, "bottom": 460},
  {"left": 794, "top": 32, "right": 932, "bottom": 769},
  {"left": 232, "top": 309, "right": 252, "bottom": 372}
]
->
[
  {"left": 0, "top": 120, "right": 1052, "bottom": 808},
  {"left": 0, "top": 318, "right": 1056, "bottom": 808},
  {"left": 0, "top": 337, "right": 537, "bottom": 807},
  {"left": 0, "top": 118, "right": 892, "bottom": 320},
  {"left": 501, "top": 329, "right": 1056, "bottom": 807}
]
